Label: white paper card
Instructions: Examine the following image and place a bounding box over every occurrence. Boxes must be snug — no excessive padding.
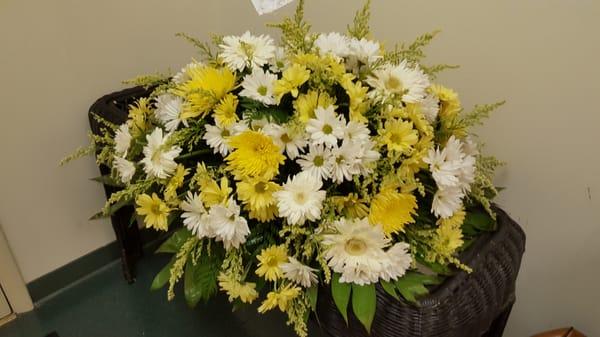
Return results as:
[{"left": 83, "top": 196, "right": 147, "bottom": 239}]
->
[{"left": 251, "top": 0, "right": 294, "bottom": 15}]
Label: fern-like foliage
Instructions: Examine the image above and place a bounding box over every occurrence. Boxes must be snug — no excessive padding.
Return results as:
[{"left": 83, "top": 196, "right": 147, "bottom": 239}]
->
[
  {"left": 384, "top": 30, "right": 440, "bottom": 65},
  {"left": 267, "top": 0, "right": 315, "bottom": 54},
  {"left": 422, "top": 63, "right": 460, "bottom": 80},
  {"left": 123, "top": 73, "right": 171, "bottom": 89},
  {"left": 460, "top": 101, "right": 505, "bottom": 129},
  {"left": 347, "top": 0, "right": 371, "bottom": 39},
  {"left": 175, "top": 32, "right": 221, "bottom": 64},
  {"left": 469, "top": 155, "right": 505, "bottom": 219}
]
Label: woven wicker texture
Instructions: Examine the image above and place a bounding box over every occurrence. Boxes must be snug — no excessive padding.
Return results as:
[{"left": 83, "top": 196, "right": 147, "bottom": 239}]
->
[{"left": 316, "top": 208, "right": 525, "bottom": 337}]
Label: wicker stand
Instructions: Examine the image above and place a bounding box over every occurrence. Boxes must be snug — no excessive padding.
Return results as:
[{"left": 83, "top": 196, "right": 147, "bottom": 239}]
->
[{"left": 316, "top": 208, "right": 525, "bottom": 337}]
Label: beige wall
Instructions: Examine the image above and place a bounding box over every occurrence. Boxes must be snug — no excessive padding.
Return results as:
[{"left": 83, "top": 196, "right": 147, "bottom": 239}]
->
[{"left": 0, "top": 0, "right": 598, "bottom": 335}]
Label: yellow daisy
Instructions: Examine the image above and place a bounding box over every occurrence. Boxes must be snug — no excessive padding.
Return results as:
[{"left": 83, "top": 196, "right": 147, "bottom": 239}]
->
[
  {"left": 273, "top": 64, "right": 310, "bottom": 99},
  {"left": 330, "top": 193, "right": 369, "bottom": 219},
  {"left": 245, "top": 203, "right": 278, "bottom": 222},
  {"left": 369, "top": 189, "right": 418, "bottom": 235},
  {"left": 257, "top": 284, "right": 301, "bottom": 313},
  {"left": 226, "top": 131, "right": 285, "bottom": 180},
  {"left": 200, "top": 176, "right": 231, "bottom": 207},
  {"left": 164, "top": 164, "right": 189, "bottom": 202},
  {"left": 127, "top": 97, "right": 153, "bottom": 137},
  {"left": 236, "top": 177, "right": 280, "bottom": 210},
  {"left": 218, "top": 273, "right": 258, "bottom": 304},
  {"left": 293, "top": 90, "right": 336, "bottom": 123},
  {"left": 429, "top": 84, "right": 461, "bottom": 118},
  {"left": 379, "top": 119, "right": 419, "bottom": 154},
  {"left": 135, "top": 193, "right": 170, "bottom": 231},
  {"left": 255, "top": 245, "right": 288, "bottom": 281},
  {"left": 213, "top": 93, "right": 239, "bottom": 127}
]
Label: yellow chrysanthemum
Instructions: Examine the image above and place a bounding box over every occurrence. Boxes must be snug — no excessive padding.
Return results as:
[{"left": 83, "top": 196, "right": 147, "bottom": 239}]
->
[
  {"left": 213, "top": 93, "right": 239, "bottom": 127},
  {"left": 200, "top": 176, "right": 231, "bottom": 207},
  {"left": 164, "top": 164, "right": 189, "bottom": 202},
  {"left": 237, "top": 177, "right": 280, "bottom": 210},
  {"left": 432, "top": 221, "right": 464, "bottom": 257},
  {"left": 429, "top": 84, "right": 461, "bottom": 118},
  {"left": 246, "top": 203, "right": 278, "bottom": 222},
  {"left": 273, "top": 64, "right": 310, "bottom": 99},
  {"left": 175, "top": 66, "right": 236, "bottom": 119},
  {"left": 330, "top": 193, "right": 369, "bottom": 219},
  {"left": 218, "top": 273, "right": 258, "bottom": 304},
  {"left": 293, "top": 90, "right": 336, "bottom": 123},
  {"left": 257, "top": 284, "right": 301, "bottom": 313},
  {"left": 135, "top": 193, "right": 170, "bottom": 231},
  {"left": 339, "top": 74, "right": 369, "bottom": 123},
  {"left": 379, "top": 119, "right": 419, "bottom": 154},
  {"left": 128, "top": 98, "right": 153, "bottom": 137},
  {"left": 226, "top": 131, "right": 285, "bottom": 180},
  {"left": 438, "top": 208, "right": 466, "bottom": 228},
  {"left": 369, "top": 190, "right": 418, "bottom": 235},
  {"left": 255, "top": 245, "right": 288, "bottom": 281}
]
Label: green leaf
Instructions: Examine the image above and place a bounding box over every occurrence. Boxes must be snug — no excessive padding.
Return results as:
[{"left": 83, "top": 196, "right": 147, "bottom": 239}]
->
[
  {"left": 307, "top": 285, "right": 318, "bottom": 312},
  {"left": 395, "top": 272, "right": 440, "bottom": 304},
  {"left": 380, "top": 280, "right": 399, "bottom": 300},
  {"left": 351, "top": 283, "right": 376, "bottom": 333},
  {"left": 331, "top": 273, "right": 351, "bottom": 323},
  {"left": 90, "top": 175, "right": 124, "bottom": 188},
  {"left": 150, "top": 258, "right": 175, "bottom": 291},
  {"left": 89, "top": 197, "right": 132, "bottom": 220},
  {"left": 156, "top": 229, "right": 192, "bottom": 254},
  {"left": 462, "top": 208, "right": 496, "bottom": 235},
  {"left": 183, "top": 254, "right": 220, "bottom": 308}
]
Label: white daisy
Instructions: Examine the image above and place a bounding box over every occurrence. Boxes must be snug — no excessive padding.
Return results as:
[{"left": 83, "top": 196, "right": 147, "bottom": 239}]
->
[
  {"left": 378, "top": 242, "right": 412, "bottom": 282},
  {"left": 367, "top": 61, "right": 430, "bottom": 103},
  {"left": 330, "top": 141, "right": 361, "bottom": 183},
  {"left": 219, "top": 31, "right": 276, "bottom": 72},
  {"left": 281, "top": 257, "right": 318, "bottom": 287},
  {"left": 420, "top": 93, "right": 440, "bottom": 123},
  {"left": 113, "top": 156, "right": 135, "bottom": 184},
  {"left": 273, "top": 172, "right": 326, "bottom": 225},
  {"left": 262, "top": 123, "right": 307, "bottom": 159},
  {"left": 346, "top": 38, "right": 382, "bottom": 73},
  {"left": 114, "top": 123, "right": 132, "bottom": 157},
  {"left": 296, "top": 144, "right": 334, "bottom": 182},
  {"left": 352, "top": 138, "right": 380, "bottom": 176},
  {"left": 155, "top": 94, "right": 185, "bottom": 132},
  {"left": 322, "top": 217, "right": 389, "bottom": 285},
  {"left": 239, "top": 69, "right": 278, "bottom": 105},
  {"left": 315, "top": 32, "right": 350, "bottom": 59},
  {"left": 268, "top": 46, "right": 287, "bottom": 73},
  {"left": 140, "top": 128, "right": 181, "bottom": 179},
  {"left": 343, "top": 121, "right": 370, "bottom": 143},
  {"left": 180, "top": 192, "right": 214, "bottom": 239},
  {"left": 425, "top": 136, "right": 477, "bottom": 192},
  {"left": 432, "top": 186, "right": 464, "bottom": 219},
  {"left": 424, "top": 146, "right": 461, "bottom": 188},
  {"left": 209, "top": 198, "right": 250, "bottom": 250},
  {"left": 172, "top": 61, "right": 203, "bottom": 84},
  {"left": 306, "top": 106, "right": 346, "bottom": 148},
  {"left": 203, "top": 121, "right": 248, "bottom": 156}
]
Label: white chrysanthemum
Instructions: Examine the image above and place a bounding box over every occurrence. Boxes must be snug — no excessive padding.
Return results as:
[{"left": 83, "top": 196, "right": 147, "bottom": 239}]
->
[
  {"left": 273, "top": 172, "right": 326, "bottom": 225},
  {"left": 172, "top": 61, "right": 203, "bottom": 84},
  {"left": 114, "top": 123, "right": 132, "bottom": 157},
  {"left": 322, "top": 217, "right": 390, "bottom": 285},
  {"left": 367, "top": 61, "right": 430, "bottom": 103},
  {"left": 352, "top": 138, "right": 380, "bottom": 176},
  {"left": 268, "top": 46, "right": 287, "bottom": 73},
  {"left": 209, "top": 198, "right": 250, "bottom": 250},
  {"left": 343, "top": 121, "right": 370, "bottom": 143},
  {"left": 281, "top": 257, "right": 318, "bottom": 287},
  {"left": 420, "top": 93, "right": 440, "bottom": 123},
  {"left": 140, "top": 128, "right": 181, "bottom": 179},
  {"left": 347, "top": 38, "right": 381, "bottom": 64},
  {"left": 219, "top": 31, "right": 276, "bottom": 71},
  {"left": 425, "top": 136, "right": 476, "bottom": 192},
  {"left": 296, "top": 144, "right": 334, "bottom": 181},
  {"left": 330, "top": 141, "right": 360, "bottom": 183},
  {"left": 378, "top": 242, "right": 412, "bottom": 282},
  {"left": 155, "top": 94, "right": 185, "bottom": 132},
  {"left": 315, "top": 32, "right": 350, "bottom": 59},
  {"left": 239, "top": 69, "right": 278, "bottom": 105},
  {"left": 180, "top": 192, "right": 214, "bottom": 239},
  {"left": 262, "top": 123, "right": 307, "bottom": 159},
  {"left": 306, "top": 106, "right": 346, "bottom": 148},
  {"left": 113, "top": 156, "right": 135, "bottom": 184},
  {"left": 424, "top": 147, "right": 461, "bottom": 188},
  {"left": 203, "top": 121, "right": 248, "bottom": 156},
  {"left": 432, "top": 186, "right": 464, "bottom": 219}
]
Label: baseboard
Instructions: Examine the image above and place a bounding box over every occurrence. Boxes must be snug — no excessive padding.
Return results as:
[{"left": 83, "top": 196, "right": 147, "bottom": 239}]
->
[{"left": 26, "top": 241, "right": 120, "bottom": 303}]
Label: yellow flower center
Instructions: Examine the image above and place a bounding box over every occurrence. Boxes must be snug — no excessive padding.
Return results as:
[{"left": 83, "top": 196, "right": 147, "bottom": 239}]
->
[
  {"left": 390, "top": 132, "right": 404, "bottom": 144},
  {"left": 254, "top": 182, "right": 268, "bottom": 193},
  {"left": 385, "top": 76, "right": 403, "bottom": 91},
  {"left": 150, "top": 203, "right": 162, "bottom": 215},
  {"left": 322, "top": 124, "right": 333, "bottom": 134},
  {"left": 221, "top": 129, "right": 230, "bottom": 137},
  {"left": 280, "top": 133, "right": 291, "bottom": 143},
  {"left": 294, "top": 192, "right": 307, "bottom": 205},
  {"left": 313, "top": 155, "right": 324, "bottom": 167},
  {"left": 345, "top": 238, "right": 367, "bottom": 256},
  {"left": 257, "top": 85, "right": 268, "bottom": 96},
  {"left": 240, "top": 41, "right": 255, "bottom": 59}
]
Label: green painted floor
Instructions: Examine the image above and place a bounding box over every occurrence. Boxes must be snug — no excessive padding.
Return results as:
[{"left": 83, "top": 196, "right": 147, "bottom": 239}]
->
[{"left": 0, "top": 255, "right": 328, "bottom": 337}]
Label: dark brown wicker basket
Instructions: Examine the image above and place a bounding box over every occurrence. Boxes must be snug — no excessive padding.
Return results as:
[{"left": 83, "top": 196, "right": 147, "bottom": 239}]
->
[{"left": 315, "top": 207, "right": 525, "bottom": 337}]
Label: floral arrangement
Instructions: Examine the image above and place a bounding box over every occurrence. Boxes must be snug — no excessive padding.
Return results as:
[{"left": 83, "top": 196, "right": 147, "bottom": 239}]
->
[{"left": 65, "top": 1, "right": 505, "bottom": 335}]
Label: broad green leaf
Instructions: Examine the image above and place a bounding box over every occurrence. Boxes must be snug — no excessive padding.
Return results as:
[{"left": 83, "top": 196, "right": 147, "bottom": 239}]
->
[
  {"left": 462, "top": 208, "right": 496, "bottom": 235},
  {"left": 380, "top": 280, "right": 399, "bottom": 300},
  {"left": 156, "top": 229, "right": 192, "bottom": 254},
  {"left": 90, "top": 175, "right": 124, "bottom": 187},
  {"left": 331, "top": 273, "right": 351, "bottom": 323},
  {"left": 395, "top": 272, "right": 440, "bottom": 304},
  {"left": 351, "top": 283, "right": 376, "bottom": 333},
  {"left": 183, "top": 254, "right": 220, "bottom": 308},
  {"left": 150, "top": 257, "right": 175, "bottom": 291},
  {"left": 89, "top": 197, "right": 132, "bottom": 220},
  {"left": 307, "top": 285, "right": 318, "bottom": 312}
]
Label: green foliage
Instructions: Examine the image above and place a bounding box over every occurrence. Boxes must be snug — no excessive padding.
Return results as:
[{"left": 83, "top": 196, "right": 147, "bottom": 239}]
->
[
  {"left": 267, "top": 0, "right": 315, "bottom": 53},
  {"left": 462, "top": 208, "right": 496, "bottom": 236},
  {"left": 175, "top": 32, "right": 221, "bottom": 64},
  {"left": 101, "top": 179, "right": 155, "bottom": 216},
  {"left": 469, "top": 155, "right": 505, "bottom": 218},
  {"left": 151, "top": 257, "right": 176, "bottom": 291},
  {"left": 351, "top": 283, "right": 376, "bottom": 332},
  {"left": 169, "top": 120, "right": 209, "bottom": 152},
  {"left": 60, "top": 144, "right": 95, "bottom": 166},
  {"left": 460, "top": 101, "right": 505, "bottom": 129},
  {"left": 156, "top": 228, "right": 193, "bottom": 254},
  {"left": 395, "top": 271, "right": 441, "bottom": 304},
  {"left": 306, "top": 285, "right": 318, "bottom": 312},
  {"left": 184, "top": 250, "right": 221, "bottom": 307},
  {"left": 240, "top": 97, "right": 292, "bottom": 123},
  {"left": 167, "top": 237, "right": 198, "bottom": 300},
  {"left": 422, "top": 63, "right": 460, "bottom": 80},
  {"left": 380, "top": 280, "right": 399, "bottom": 300},
  {"left": 384, "top": 30, "right": 440, "bottom": 65},
  {"left": 90, "top": 175, "right": 123, "bottom": 188},
  {"left": 331, "top": 273, "right": 351, "bottom": 323},
  {"left": 123, "top": 73, "right": 170, "bottom": 89},
  {"left": 347, "top": 0, "right": 371, "bottom": 39}
]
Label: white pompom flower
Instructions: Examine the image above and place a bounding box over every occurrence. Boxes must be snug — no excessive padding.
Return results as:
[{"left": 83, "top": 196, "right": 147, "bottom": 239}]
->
[
  {"left": 281, "top": 257, "right": 318, "bottom": 287},
  {"left": 154, "top": 93, "right": 185, "bottom": 132},
  {"left": 113, "top": 156, "right": 136, "bottom": 184},
  {"left": 140, "top": 128, "right": 181, "bottom": 179},
  {"left": 180, "top": 192, "right": 214, "bottom": 239},
  {"left": 114, "top": 123, "right": 132, "bottom": 157},
  {"left": 432, "top": 186, "right": 464, "bottom": 219},
  {"left": 219, "top": 31, "right": 276, "bottom": 72},
  {"left": 209, "top": 198, "right": 250, "bottom": 250},
  {"left": 273, "top": 172, "right": 326, "bottom": 225},
  {"left": 315, "top": 32, "right": 350, "bottom": 59}
]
